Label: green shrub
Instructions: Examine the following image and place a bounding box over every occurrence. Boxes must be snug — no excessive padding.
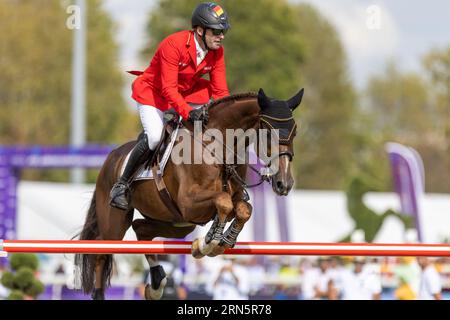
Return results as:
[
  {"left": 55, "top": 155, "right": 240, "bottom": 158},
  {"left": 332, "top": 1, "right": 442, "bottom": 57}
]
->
[
  {"left": 10, "top": 254, "right": 39, "bottom": 272},
  {"left": 0, "top": 271, "right": 14, "bottom": 289},
  {"left": 25, "top": 279, "right": 45, "bottom": 298},
  {"left": 13, "top": 267, "right": 35, "bottom": 290},
  {"left": 3, "top": 253, "right": 44, "bottom": 299},
  {"left": 7, "top": 290, "right": 25, "bottom": 300}
]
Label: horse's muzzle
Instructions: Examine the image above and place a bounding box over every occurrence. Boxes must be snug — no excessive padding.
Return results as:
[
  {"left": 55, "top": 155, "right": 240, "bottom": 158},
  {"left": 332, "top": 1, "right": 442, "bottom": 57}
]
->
[{"left": 273, "top": 179, "right": 293, "bottom": 196}]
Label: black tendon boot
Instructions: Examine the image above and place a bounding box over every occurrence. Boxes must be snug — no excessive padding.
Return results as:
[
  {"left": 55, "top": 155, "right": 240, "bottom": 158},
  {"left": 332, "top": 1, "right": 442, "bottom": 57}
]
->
[{"left": 109, "top": 138, "right": 152, "bottom": 210}]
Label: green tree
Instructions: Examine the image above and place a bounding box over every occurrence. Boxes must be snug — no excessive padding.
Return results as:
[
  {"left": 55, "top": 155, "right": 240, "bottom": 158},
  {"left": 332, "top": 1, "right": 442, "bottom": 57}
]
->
[
  {"left": 0, "top": 0, "right": 138, "bottom": 181},
  {"left": 291, "top": 4, "right": 357, "bottom": 189},
  {"left": 365, "top": 56, "right": 449, "bottom": 192},
  {"left": 423, "top": 46, "right": 450, "bottom": 146},
  {"left": 422, "top": 47, "right": 450, "bottom": 192},
  {"left": 85, "top": 0, "right": 138, "bottom": 143},
  {"left": 366, "top": 62, "right": 433, "bottom": 143}
]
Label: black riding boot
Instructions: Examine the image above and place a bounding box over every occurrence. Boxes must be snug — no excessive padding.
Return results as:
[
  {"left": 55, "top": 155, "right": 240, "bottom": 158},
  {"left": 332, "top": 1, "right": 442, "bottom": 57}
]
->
[{"left": 110, "top": 138, "right": 152, "bottom": 210}]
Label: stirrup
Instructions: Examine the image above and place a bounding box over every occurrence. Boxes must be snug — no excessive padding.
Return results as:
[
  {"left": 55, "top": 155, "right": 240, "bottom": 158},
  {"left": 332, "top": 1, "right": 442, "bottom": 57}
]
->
[{"left": 109, "top": 182, "right": 130, "bottom": 210}]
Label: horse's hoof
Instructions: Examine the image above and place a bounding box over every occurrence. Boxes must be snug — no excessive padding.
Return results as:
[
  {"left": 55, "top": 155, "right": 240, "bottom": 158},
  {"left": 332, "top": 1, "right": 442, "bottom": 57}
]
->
[
  {"left": 208, "top": 245, "right": 226, "bottom": 257},
  {"left": 144, "top": 278, "right": 167, "bottom": 300},
  {"left": 192, "top": 237, "right": 220, "bottom": 258},
  {"left": 203, "top": 239, "right": 220, "bottom": 256},
  {"left": 191, "top": 238, "right": 206, "bottom": 259},
  {"left": 91, "top": 288, "right": 105, "bottom": 300}
]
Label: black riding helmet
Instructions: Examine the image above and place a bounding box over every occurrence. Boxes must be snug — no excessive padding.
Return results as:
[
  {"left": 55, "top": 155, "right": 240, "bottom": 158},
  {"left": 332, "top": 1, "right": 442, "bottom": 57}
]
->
[{"left": 191, "top": 2, "right": 230, "bottom": 49}]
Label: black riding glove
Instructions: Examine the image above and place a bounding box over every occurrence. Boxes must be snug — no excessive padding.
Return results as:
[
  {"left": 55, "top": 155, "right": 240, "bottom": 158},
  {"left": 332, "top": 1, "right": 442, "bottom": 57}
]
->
[{"left": 188, "top": 108, "right": 209, "bottom": 125}]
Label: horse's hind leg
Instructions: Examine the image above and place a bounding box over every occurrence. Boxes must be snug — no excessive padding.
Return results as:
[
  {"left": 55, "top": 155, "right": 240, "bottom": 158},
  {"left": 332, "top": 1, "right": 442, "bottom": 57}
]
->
[
  {"left": 144, "top": 256, "right": 167, "bottom": 300},
  {"left": 132, "top": 219, "right": 195, "bottom": 300},
  {"left": 209, "top": 200, "right": 253, "bottom": 257},
  {"left": 92, "top": 255, "right": 108, "bottom": 300},
  {"left": 191, "top": 192, "right": 234, "bottom": 259}
]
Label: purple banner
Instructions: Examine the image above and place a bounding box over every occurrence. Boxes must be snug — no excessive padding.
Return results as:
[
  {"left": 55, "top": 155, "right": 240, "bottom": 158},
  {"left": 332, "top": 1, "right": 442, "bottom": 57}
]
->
[
  {"left": 0, "top": 145, "right": 114, "bottom": 242},
  {"left": 6, "top": 145, "right": 113, "bottom": 169},
  {"left": 385, "top": 142, "right": 425, "bottom": 242}
]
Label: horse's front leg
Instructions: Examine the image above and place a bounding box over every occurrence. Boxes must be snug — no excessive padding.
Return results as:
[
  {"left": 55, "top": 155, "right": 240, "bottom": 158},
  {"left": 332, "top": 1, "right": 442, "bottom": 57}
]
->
[
  {"left": 209, "top": 200, "right": 253, "bottom": 257},
  {"left": 191, "top": 192, "right": 234, "bottom": 259}
]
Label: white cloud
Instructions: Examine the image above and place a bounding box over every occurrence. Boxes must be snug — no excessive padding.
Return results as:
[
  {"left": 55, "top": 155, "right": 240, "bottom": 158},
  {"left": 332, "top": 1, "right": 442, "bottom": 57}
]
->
[
  {"left": 102, "top": 0, "right": 156, "bottom": 69},
  {"left": 325, "top": 3, "right": 399, "bottom": 57}
]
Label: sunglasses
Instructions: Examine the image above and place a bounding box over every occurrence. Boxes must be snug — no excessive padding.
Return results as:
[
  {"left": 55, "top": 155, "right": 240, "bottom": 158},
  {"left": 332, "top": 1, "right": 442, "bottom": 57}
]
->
[{"left": 210, "top": 28, "right": 228, "bottom": 36}]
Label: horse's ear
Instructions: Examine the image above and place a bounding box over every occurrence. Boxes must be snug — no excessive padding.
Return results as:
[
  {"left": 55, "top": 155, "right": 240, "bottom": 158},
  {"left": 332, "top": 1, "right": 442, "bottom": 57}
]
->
[
  {"left": 258, "top": 88, "right": 270, "bottom": 111},
  {"left": 287, "top": 88, "right": 304, "bottom": 111}
]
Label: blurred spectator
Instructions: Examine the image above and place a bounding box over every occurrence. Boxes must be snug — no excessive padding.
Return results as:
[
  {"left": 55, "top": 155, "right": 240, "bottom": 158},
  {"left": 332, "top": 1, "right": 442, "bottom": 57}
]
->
[
  {"left": 55, "top": 263, "right": 65, "bottom": 275},
  {"left": 340, "top": 257, "right": 381, "bottom": 300},
  {"left": 265, "top": 256, "right": 281, "bottom": 276},
  {"left": 417, "top": 257, "right": 442, "bottom": 300},
  {"left": 234, "top": 257, "right": 251, "bottom": 298},
  {"left": 442, "top": 257, "right": 450, "bottom": 273},
  {"left": 246, "top": 257, "right": 266, "bottom": 295},
  {"left": 301, "top": 257, "right": 339, "bottom": 300},
  {"left": 184, "top": 258, "right": 210, "bottom": 296},
  {"left": 434, "top": 258, "right": 445, "bottom": 273},
  {"left": 298, "top": 258, "right": 314, "bottom": 274},
  {"left": 393, "top": 257, "right": 420, "bottom": 300},
  {"left": 380, "top": 257, "right": 391, "bottom": 274},
  {"left": 274, "top": 284, "right": 289, "bottom": 300},
  {"left": 395, "top": 276, "right": 416, "bottom": 300},
  {"left": 327, "top": 257, "right": 346, "bottom": 294},
  {"left": 209, "top": 257, "right": 249, "bottom": 300},
  {"left": 279, "top": 257, "right": 298, "bottom": 277}
]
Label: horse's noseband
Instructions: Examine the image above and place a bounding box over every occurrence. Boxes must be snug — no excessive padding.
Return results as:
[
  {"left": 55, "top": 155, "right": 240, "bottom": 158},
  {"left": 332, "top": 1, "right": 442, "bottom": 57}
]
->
[{"left": 276, "top": 150, "right": 293, "bottom": 162}]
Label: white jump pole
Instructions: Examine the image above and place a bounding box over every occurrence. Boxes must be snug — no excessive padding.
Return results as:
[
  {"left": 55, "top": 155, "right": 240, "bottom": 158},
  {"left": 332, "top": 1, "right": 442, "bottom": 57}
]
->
[{"left": 2, "top": 240, "right": 450, "bottom": 257}]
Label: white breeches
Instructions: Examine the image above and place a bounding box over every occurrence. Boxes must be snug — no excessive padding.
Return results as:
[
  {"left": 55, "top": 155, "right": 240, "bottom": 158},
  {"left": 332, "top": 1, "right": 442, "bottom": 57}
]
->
[{"left": 137, "top": 103, "right": 165, "bottom": 150}]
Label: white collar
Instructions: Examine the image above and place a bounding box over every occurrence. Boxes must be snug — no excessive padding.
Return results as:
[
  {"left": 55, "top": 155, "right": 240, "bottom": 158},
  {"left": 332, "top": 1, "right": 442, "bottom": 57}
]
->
[{"left": 194, "top": 32, "right": 208, "bottom": 65}]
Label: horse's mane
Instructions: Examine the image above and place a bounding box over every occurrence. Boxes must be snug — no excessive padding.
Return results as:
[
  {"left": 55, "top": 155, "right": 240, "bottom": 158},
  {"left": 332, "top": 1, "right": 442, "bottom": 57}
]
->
[{"left": 208, "top": 92, "right": 258, "bottom": 109}]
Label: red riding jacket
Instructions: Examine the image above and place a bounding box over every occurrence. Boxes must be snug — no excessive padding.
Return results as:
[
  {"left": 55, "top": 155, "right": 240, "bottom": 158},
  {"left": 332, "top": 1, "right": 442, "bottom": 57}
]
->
[{"left": 130, "top": 30, "right": 230, "bottom": 120}]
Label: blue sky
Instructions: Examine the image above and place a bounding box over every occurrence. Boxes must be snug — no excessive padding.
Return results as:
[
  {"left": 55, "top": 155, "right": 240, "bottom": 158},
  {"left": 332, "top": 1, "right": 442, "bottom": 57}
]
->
[{"left": 102, "top": 0, "right": 450, "bottom": 90}]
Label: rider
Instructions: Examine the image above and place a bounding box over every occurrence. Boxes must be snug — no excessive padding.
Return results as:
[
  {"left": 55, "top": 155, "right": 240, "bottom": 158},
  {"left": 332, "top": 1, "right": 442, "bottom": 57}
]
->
[{"left": 110, "top": 2, "right": 231, "bottom": 210}]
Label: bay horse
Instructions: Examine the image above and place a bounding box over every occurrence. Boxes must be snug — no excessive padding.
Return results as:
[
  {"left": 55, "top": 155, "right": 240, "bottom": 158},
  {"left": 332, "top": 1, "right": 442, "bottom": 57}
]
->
[{"left": 75, "top": 88, "right": 304, "bottom": 300}]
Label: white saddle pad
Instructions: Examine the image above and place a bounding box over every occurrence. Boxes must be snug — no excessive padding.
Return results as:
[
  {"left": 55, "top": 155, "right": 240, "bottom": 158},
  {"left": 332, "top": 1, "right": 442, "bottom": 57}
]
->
[{"left": 120, "top": 125, "right": 181, "bottom": 181}]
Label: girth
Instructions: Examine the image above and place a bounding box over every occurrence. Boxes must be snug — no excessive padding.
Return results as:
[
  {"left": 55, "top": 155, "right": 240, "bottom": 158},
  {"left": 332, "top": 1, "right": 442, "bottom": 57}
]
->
[
  {"left": 150, "top": 115, "right": 184, "bottom": 223},
  {"left": 151, "top": 164, "right": 184, "bottom": 223}
]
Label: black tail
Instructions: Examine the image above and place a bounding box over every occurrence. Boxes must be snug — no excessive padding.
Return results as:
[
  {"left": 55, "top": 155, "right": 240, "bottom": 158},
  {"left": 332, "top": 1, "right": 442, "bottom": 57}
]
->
[{"left": 74, "top": 191, "right": 113, "bottom": 294}]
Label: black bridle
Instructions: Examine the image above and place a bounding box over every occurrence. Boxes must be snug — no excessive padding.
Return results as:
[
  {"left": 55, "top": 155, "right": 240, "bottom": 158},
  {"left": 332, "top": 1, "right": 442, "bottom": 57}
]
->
[
  {"left": 224, "top": 149, "right": 293, "bottom": 190},
  {"left": 225, "top": 114, "right": 296, "bottom": 190}
]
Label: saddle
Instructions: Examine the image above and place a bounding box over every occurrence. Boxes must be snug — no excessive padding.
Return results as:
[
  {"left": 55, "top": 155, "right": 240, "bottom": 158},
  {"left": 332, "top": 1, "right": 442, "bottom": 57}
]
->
[
  {"left": 148, "top": 109, "right": 184, "bottom": 222},
  {"left": 135, "top": 104, "right": 206, "bottom": 224}
]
